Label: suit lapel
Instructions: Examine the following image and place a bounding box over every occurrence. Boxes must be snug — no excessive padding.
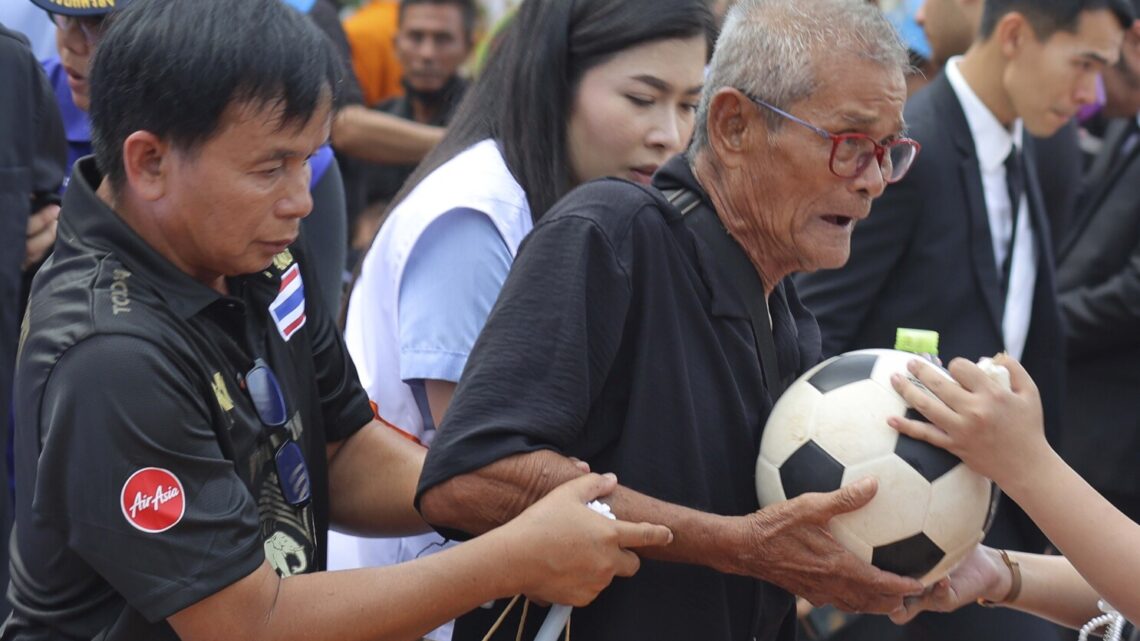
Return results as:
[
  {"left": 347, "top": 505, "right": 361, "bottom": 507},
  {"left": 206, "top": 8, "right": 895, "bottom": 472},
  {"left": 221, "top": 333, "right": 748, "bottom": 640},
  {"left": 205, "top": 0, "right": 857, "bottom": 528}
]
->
[
  {"left": 934, "top": 76, "right": 1005, "bottom": 335},
  {"left": 1062, "top": 119, "right": 1139, "bottom": 260}
]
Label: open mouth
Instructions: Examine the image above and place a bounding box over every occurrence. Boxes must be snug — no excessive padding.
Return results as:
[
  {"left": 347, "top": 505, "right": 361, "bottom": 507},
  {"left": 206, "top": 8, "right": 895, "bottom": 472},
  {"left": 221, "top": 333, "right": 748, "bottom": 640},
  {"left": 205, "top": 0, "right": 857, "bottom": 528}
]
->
[{"left": 822, "top": 214, "right": 854, "bottom": 227}]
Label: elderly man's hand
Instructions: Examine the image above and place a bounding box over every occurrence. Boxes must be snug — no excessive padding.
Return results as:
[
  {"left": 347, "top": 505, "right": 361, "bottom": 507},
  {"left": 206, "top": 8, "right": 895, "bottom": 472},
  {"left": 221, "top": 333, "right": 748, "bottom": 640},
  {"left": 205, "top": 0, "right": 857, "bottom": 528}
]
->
[
  {"left": 890, "top": 545, "right": 1007, "bottom": 624},
  {"left": 743, "top": 477, "right": 925, "bottom": 613},
  {"left": 24, "top": 203, "right": 60, "bottom": 271}
]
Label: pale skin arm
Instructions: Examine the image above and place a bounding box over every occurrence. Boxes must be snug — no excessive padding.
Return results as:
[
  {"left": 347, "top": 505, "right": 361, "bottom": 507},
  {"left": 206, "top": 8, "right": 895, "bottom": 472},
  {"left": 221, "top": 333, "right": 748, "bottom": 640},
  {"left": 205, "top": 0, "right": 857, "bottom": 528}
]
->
[
  {"left": 168, "top": 473, "right": 674, "bottom": 641},
  {"left": 421, "top": 449, "right": 925, "bottom": 614},
  {"left": 889, "top": 355, "right": 1140, "bottom": 625},
  {"left": 891, "top": 544, "right": 1103, "bottom": 629},
  {"left": 330, "top": 105, "right": 444, "bottom": 165}
]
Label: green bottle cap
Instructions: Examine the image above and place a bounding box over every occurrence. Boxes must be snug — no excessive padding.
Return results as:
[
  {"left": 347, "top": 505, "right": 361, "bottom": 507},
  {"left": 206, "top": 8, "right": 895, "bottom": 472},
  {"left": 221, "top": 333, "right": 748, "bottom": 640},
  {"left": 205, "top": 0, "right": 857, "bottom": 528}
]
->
[{"left": 895, "top": 328, "right": 939, "bottom": 355}]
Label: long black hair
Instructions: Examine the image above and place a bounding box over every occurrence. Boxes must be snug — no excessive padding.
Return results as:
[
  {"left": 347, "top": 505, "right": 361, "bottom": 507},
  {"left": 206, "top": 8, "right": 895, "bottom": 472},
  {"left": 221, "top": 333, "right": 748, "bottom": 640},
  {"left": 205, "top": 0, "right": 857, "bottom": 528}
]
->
[{"left": 391, "top": 0, "right": 717, "bottom": 221}]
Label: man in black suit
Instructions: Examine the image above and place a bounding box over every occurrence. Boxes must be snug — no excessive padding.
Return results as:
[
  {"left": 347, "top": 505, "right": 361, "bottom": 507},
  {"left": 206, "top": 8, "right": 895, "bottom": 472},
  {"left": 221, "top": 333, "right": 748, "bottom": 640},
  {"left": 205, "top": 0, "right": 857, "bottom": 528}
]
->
[
  {"left": 796, "top": 0, "right": 1131, "bottom": 639},
  {"left": 1056, "top": 5, "right": 1140, "bottom": 526}
]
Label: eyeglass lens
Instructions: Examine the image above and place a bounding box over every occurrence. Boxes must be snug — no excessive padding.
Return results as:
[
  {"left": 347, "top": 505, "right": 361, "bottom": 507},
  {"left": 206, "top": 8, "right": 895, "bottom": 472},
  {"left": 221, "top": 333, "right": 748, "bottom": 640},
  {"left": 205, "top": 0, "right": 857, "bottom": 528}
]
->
[
  {"left": 833, "top": 138, "right": 916, "bottom": 182},
  {"left": 50, "top": 13, "right": 106, "bottom": 44},
  {"left": 245, "top": 360, "right": 288, "bottom": 427},
  {"left": 275, "top": 440, "right": 312, "bottom": 507}
]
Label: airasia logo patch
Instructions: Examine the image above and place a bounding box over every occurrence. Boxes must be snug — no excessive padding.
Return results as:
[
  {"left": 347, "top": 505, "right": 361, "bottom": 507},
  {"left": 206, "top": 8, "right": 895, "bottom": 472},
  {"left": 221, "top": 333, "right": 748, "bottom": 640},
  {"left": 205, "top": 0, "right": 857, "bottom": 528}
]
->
[{"left": 120, "top": 467, "right": 186, "bottom": 533}]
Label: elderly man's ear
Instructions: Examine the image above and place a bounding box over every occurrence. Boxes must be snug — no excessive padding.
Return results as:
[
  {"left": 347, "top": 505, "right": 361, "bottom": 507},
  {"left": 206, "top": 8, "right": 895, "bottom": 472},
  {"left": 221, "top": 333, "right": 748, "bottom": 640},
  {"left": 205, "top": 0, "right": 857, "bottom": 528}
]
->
[{"left": 705, "top": 89, "right": 757, "bottom": 169}]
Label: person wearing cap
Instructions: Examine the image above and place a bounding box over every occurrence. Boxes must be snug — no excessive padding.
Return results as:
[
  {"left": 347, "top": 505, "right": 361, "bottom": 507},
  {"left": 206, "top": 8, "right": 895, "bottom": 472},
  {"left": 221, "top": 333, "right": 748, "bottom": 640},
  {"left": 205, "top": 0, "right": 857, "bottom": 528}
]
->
[
  {"left": 4, "top": 1, "right": 673, "bottom": 639},
  {"left": 31, "top": 0, "right": 354, "bottom": 316}
]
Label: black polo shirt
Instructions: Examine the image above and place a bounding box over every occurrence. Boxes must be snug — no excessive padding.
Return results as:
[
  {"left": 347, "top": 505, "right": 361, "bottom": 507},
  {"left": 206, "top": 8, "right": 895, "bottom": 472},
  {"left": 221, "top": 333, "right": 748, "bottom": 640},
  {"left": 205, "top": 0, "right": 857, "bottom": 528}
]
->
[
  {"left": 4, "top": 158, "right": 373, "bottom": 641},
  {"left": 417, "top": 155, "right": 821, "bottom": 641}
]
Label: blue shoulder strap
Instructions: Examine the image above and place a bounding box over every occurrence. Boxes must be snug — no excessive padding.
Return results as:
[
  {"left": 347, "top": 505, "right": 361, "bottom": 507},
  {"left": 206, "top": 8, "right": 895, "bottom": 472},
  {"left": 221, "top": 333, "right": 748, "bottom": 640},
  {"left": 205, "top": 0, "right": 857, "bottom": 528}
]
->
[
  {"left": 280, "top": 0, "right": 318, "bottom": 14},
  {"left": 309, "top": 144, "right": 334, "bottom": 190}
]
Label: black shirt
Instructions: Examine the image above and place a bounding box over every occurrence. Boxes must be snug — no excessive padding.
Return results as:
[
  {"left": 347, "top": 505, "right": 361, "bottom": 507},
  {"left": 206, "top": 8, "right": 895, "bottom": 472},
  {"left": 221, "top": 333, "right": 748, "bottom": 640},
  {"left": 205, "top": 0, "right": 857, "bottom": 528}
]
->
[
  {"left": 5, "top": 158, "right": 373, "bottom": 641},
  {"left": 417, "top": 156, "right": 820, "bottom": 641},
  {"left": 0, "top": 22, "right": 67, "bottom": 626}
]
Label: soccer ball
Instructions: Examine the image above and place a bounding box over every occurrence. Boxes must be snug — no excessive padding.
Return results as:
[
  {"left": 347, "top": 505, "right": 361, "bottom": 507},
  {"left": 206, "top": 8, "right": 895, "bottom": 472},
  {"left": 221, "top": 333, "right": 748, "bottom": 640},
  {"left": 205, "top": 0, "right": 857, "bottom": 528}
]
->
[{"left": 755, "top": 349, "right": 998, "bottom": 585}]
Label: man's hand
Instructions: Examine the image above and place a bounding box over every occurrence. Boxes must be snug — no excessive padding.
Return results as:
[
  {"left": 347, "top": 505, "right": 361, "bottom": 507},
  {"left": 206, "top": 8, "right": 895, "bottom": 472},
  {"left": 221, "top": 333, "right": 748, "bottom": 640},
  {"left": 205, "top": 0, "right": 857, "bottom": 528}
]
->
[
  {"left": 743, "top": 477, "right": 924, "bottom": 613},
  {"left": 24, "top": 203, "right": 59, "bottom": 270},
  {"left": 503, "top": 473, "right": 673, "bottom": 607},
  {"left": 890, "top": 545, "right": 1007, "bottom": 624}
]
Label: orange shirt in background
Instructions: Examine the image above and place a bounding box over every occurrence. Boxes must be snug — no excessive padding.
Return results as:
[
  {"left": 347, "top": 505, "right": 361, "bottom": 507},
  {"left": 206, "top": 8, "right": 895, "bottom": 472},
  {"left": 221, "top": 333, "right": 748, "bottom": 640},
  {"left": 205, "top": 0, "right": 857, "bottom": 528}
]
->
[{"left": 344, "top": 0, "right": 404, "bottom": 107}]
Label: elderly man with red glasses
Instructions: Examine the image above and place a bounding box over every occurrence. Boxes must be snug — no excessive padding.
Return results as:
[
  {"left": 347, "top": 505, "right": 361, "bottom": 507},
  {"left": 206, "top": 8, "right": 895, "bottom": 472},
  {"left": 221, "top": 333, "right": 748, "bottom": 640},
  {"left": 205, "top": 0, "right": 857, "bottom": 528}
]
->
[
  {"left": 412, "top": 0, "right": 927, "bottom": 640},
  {"left": 796, "top": 0, "right": 1132, "bottom": 639}
]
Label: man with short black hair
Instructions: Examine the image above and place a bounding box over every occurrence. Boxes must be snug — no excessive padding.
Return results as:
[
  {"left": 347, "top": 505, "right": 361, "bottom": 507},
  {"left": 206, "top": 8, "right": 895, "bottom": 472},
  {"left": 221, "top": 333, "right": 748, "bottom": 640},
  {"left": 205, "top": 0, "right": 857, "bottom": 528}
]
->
[
  {"left": 797, "top": 0, "right": 1132, "bottom": 639},
  {"left": 4, "top": 1, "right": 671, "bottom": 639},
  {"left": 355, "top": 0, "right": 474, "bottom": 240}
]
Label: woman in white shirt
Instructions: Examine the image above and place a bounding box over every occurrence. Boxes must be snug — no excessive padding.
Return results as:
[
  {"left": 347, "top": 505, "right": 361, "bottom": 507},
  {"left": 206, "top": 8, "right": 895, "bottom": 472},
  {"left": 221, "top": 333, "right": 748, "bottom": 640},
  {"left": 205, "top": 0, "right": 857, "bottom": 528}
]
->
[{"left": 328, "top": 2, "right": 714, "bottom": 639}]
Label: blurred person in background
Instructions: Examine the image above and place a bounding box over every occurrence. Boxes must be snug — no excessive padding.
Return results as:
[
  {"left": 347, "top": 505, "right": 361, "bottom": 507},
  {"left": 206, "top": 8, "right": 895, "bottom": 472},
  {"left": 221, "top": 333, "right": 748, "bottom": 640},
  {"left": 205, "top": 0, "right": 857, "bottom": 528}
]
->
[
  {"left": 351, "top": 0, "right": 475, "bottom": 259},
  {"left": 0, "top": 18, "right": 67, "bottom": 624}
]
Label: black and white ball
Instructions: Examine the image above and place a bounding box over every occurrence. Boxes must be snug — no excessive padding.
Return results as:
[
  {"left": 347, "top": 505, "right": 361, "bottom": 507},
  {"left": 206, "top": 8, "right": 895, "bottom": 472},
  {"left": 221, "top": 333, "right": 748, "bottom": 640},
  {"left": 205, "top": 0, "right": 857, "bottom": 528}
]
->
[{"left": 756, "top": 349, "right": 998, "bottom": 585}]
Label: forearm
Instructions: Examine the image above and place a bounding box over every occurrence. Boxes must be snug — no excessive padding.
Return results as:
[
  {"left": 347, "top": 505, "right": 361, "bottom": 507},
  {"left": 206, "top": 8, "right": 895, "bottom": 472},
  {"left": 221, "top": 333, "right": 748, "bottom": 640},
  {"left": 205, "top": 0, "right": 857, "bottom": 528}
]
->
[
  {"left": 993, "top": 552, "right": 1102, "bottom": 629},
  {"left": 171, "top": 531, "right": 526, "bottom": 641},
  {"left": 327, "top": 422, "right": 430, "bottom": 536},
  {"left": 1000, "top": 449, "right": 1140, "bottom": 624},
  {"left": 421, "top": 450, "right": 748, "bottom": 574},
  {"left": 330, "top": 105, "right": 444, "bottom": 164}
]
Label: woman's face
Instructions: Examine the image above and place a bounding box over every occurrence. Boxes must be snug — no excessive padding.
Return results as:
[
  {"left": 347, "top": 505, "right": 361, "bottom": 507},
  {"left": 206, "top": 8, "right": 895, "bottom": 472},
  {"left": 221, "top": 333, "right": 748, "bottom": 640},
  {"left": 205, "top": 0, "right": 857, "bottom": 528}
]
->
[{"left": 566, "top": 35, "right": 707, "bottom": 186}]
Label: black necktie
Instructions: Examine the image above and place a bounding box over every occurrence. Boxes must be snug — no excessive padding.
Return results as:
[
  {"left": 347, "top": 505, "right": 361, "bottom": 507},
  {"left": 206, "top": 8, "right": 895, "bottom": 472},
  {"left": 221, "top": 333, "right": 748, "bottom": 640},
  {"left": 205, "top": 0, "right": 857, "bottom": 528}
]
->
[{"left": 1001, "top": 146, "right": 1024, "bottom": 297}]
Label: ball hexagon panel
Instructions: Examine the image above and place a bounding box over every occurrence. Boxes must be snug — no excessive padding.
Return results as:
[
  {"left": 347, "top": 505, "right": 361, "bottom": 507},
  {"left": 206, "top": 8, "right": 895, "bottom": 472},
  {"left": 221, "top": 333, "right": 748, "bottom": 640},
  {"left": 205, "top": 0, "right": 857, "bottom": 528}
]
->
[
  {"left": 755, "top": 455, "right": 786, "bottom": 507},
  {"left": 871, "top": 532, "right": 945, "bottom": 579},
  {"left": 809, "top": 380, "right": 901, "bottom": 467},
  {"left": 807, "top": 353, "right": 878, "bottom": 393},
  {"left": 834, "top": 455, "right": 932, "bottom": 547},
  {"left": 894, "top": 433, "right": 961, "bottom": 483},
  {"left": 779, "top": 441, "right": 845, "bottom": 499},
  {"left": 924, "top": 463, "right": 992, "bottom": 554}
]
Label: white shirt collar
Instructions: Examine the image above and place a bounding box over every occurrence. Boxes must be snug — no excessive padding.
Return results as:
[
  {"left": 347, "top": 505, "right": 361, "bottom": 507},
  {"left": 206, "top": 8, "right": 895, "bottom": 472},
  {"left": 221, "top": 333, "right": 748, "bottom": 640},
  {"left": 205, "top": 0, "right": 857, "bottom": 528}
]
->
[{"left": 944, "top": 56, "right": 1023, "bottom": 172}]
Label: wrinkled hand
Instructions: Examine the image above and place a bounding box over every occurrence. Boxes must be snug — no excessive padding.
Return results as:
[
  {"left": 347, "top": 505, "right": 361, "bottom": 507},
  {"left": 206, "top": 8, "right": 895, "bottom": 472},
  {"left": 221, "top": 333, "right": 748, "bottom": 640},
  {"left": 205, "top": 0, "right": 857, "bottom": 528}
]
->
[
  {"left": 887, "top": 354, "right": 1049, "bottom": 488},
  {"left": 745, "top": 477, "right": 924, "bottom": 613},
  {"left": 24, "top": 204, "right": 60, "bottom": 270},
  {"left": 506, "top": 473, "right": 672, "bottom": 607},
  {"left": 890, "top": 545, "right": 1006, "bottom": 624}
]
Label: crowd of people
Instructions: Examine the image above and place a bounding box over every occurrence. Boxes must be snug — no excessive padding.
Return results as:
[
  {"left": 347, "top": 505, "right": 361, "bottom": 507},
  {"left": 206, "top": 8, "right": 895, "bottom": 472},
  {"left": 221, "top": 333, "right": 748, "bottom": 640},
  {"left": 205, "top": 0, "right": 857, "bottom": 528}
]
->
[{"left": 3, "top": 0, "right": 1140, "bottom": 640}]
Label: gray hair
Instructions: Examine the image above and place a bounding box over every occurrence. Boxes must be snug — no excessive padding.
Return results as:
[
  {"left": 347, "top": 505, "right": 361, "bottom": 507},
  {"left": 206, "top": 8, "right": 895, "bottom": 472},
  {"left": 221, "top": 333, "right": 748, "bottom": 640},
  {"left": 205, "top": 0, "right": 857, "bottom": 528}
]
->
[{"left": 689, "top": 0, "right": 909, "bottom": 153}]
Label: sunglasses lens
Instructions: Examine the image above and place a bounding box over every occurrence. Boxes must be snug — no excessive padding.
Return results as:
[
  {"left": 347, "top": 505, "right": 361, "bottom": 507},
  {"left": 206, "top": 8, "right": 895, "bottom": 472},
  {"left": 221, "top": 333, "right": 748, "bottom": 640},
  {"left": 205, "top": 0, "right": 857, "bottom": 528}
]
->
[
  {"left": 246, "top": 364, "right": 287, "bottom": 426},
  {"left": 275, "top": 439, "right": 311, "bottom": 507}
]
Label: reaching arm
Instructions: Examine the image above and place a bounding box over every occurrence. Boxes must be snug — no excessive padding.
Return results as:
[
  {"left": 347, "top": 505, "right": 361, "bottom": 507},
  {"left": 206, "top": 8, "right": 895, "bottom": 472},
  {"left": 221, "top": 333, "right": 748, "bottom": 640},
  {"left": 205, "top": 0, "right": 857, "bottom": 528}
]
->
[
  {"left": 326, "top": 420, "right": 429, "bottom": 537},
  {"left": 891, "top": 355, "right": 1140, "bottom": 624},
  {"left": 330, "top": 105, "right": 444, "bottom": 165},
  {"left": 891, "top": 545, "right": 1102, "bottom": 629},
  {"left": 421, "top": 449, "right": 923, "bottom": 614},
  {"left": 169, "top": 473, "right": 672, "bottom": 641}
]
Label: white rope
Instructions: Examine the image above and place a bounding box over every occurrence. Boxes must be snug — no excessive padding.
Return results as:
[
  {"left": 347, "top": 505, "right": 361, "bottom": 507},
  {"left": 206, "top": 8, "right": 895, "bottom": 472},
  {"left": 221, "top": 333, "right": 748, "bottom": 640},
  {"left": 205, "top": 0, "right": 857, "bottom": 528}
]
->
[{"left": 1078, "top": 600, "right": 1128, "bottom": 641}]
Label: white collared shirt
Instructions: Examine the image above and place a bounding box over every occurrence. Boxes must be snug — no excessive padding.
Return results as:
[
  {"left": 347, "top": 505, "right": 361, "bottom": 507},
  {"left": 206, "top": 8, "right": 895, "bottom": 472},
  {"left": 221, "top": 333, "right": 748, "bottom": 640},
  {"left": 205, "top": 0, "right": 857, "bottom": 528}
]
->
[{"left": 945, "top": 56, "right": 1037, "bottom": 360}]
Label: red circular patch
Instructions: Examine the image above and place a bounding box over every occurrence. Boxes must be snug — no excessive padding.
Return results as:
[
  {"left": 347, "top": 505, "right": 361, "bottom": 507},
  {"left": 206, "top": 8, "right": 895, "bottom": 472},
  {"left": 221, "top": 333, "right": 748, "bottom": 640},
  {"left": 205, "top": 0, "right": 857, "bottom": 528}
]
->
[{"left": 120, "top": 467, "right": 186, "bottom": 533}]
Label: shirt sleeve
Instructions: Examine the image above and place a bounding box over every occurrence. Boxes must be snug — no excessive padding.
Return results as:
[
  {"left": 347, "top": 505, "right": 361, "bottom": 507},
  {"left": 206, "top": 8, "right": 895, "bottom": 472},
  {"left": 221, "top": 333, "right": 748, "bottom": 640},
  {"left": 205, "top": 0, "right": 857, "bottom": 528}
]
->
[
  {"left": 299, "top": 245, "right": 375, "bottom": 443},
  {"left": 415, "top": 204, "right": 638, "bottom": 517},
  {"left": 35, "top": 335, "right": 264, "bottom": 621},
  {"left": 397, "top": 207, "right": 512, "bottom": 384}
]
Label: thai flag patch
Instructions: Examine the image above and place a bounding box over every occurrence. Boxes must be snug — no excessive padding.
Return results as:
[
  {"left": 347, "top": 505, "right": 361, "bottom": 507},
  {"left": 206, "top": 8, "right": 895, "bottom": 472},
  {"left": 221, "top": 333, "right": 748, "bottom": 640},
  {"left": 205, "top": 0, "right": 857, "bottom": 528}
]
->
[{"left": 270, "top": 263, "right": 306, "bottom": 341}]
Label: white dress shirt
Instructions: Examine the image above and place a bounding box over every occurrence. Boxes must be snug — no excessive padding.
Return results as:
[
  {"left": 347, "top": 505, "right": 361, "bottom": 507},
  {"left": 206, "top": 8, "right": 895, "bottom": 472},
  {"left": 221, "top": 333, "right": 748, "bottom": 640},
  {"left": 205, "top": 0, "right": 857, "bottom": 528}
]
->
[{"left": 945, "top": 56, "right": 1037, "bottom": 360}]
